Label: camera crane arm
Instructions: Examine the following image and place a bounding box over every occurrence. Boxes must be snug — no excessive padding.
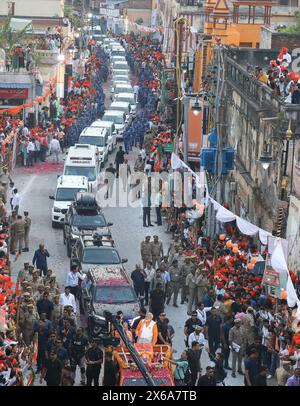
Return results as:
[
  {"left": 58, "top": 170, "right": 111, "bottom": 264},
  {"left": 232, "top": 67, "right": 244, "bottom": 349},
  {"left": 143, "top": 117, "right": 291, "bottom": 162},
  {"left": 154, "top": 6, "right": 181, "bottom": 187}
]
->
[{"left": 104, "top": 311, "right": 155, "bottom": 387}]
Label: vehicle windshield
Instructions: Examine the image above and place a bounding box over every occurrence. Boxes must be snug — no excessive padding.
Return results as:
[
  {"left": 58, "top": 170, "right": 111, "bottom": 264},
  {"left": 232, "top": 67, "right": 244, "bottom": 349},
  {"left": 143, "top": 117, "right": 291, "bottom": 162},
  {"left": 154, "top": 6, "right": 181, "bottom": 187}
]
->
[
  {"left": 65, "top": 166, "right": 96, "bottom": 182},
  {"left": 71, "top": 214, "right": 106, "bottom": 228},
  {"left": 82, "top": 248, "right": 120, "bottom": 264},
  {"left": 79, "top": 136, "right": 105, "bottom": 147},
  {"left": 94, "top": 286, "right": 136, "bottom": 304},
  {"left": 103, "top": 114, "right": 124, "bottom": 125},
  {"left": 55, "top": 188, "right": 87, "bottom": 202}
]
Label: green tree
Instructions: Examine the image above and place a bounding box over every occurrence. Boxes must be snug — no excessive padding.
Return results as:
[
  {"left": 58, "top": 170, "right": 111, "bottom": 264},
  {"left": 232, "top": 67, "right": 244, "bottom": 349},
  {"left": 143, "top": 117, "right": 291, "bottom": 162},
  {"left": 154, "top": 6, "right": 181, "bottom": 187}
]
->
[
  {"left": 64, "top": 5, "right": 82, "bottom": 31},
  {"left": 278, "top": 11, "right": 300, "bottom": 33},
  {"left": 135, "top": 18, "right": 144, "bottom": 25},
  {"left": 0, "top": 16, "right": 32, "bottom": 54}
]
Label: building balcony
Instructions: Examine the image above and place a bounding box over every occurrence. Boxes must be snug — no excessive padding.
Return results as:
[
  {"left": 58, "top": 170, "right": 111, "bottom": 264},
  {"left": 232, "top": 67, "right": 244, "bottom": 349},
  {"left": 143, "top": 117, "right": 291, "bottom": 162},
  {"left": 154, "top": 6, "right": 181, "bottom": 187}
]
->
[
  {"left": 35, "top": 49, "right": 60, "bottom": 65},
  {"left": 225, "top": 49, "right": 300, "bottom": 121}
]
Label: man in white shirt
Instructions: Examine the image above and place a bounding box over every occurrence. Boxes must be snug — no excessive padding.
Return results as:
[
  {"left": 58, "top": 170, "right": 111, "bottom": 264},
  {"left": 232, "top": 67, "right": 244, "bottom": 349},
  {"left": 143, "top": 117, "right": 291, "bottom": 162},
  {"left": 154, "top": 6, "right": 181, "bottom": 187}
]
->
[
  {"left": 49, "top": 135, "right": 61, "bottom": 163},
  {"left": 27, "top": 138, "right": 35, "bottom": 167},
  {"left": 188, "top": 326, "right": 206, "bottom": 348},
  {"left": 66, "top": 264, "right": 85, "bottom": 299},
  {"left": 11, "top": 188, "right": 20, "bottom": 214},
  {"left": 144, "top": 261, "right": 155, "bottom": 306},
  {"left": 196, "top": 302, "right": 212, "bottom": 326},
  {"left": 59, "top": 286, "right": 77, "bottom": 313}
]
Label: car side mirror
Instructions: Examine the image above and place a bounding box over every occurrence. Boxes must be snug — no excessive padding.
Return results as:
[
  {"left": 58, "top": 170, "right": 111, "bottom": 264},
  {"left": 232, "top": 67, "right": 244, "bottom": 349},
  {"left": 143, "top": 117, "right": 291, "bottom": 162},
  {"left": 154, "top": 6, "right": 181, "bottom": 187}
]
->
[
  {"left": 121, "top": 258, "right": 128, "bottom": 263},
  {"left": 107, "top": 222, "right": 113, "bottom": 227},
  {"left": 49, "top": 195, "right": 55, "bottom": 200}
]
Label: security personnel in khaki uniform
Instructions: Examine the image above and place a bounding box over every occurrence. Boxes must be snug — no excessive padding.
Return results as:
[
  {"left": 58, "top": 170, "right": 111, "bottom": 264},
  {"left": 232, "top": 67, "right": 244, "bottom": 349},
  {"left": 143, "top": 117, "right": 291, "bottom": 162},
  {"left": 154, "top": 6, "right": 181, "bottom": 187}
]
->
[
  {"left": 43, "top": 269, "right": 53, "bottom": 286},
  {"left": 8, "top": 210, "right": 17, "bottom": 254},
  {"left": 48, "top": 277, "right": 60, "bottom": 300},
  {"left": 13, "top": 214, "right": 26, "bottom": 254},
  {"left": 197, "top": 266, "right": 209, "bottom": 302},
  {"left": 168, "top": 237, "right": 180, "bottom": 263},
  {"left": 52, "top": 295, "right": 63, "bottom": 332},
  {"left": 29, "top": 270, "right": 43, "bottom": 294},
  {"left": 0, "top": 181, "right": 7, "bottom": 204},
  {"left": 166, "top": 259, "right": 183, "bottom": 307},
  {"left": 33, "top": 284, "right": 45, "bottom": 302},
  {"left": 140, "top": 236, "right": 152, "bottom": 268},
  {"left": 181, "top": 257, "right": 196, "bottom": 304},
  {"left": 151, "top": 235, "right": 164, "bottom": 269},
  {"left": 22, "top": 304, "right": 38, "bottom": 345},
  {"left": 24, "top": 211, "right": 31, "bottom": 252}
]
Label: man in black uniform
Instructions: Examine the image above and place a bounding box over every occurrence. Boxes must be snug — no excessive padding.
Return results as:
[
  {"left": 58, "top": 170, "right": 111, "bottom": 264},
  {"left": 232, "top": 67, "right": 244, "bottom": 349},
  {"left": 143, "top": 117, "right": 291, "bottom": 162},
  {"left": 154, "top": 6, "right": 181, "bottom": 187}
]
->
[
  {"left": 184, "top": 311, "right": 202, "bottom": 347},
  {"left": 103, "top": 352, "right": 119, "bottom": 386},
  {"left": 69, "top": 328, "right": 89, "bottom": 385},
  {"left": 115, "top": 146, "right": 125, "bottom": 178},
  {"left": 85, "top": 338, "right": 103, "bottom": 386}
]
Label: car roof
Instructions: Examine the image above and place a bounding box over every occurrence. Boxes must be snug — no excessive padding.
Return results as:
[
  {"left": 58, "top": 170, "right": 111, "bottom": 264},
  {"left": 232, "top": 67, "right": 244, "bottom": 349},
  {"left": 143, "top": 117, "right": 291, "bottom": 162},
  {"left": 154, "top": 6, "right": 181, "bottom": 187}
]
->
[
  {"left": 103, "top": 110, "right": 125, "bottom": 116},
  {"left": 80, "top": 127, "right": 108, "bottom": 137},
  {"left": 57, "top": 175, "right": 88, "bottom": 188},
  {"left": 89, "top": 266, "right": 129, "bottom": 286},
  {"left": 116, "top": 93, "right": 135, "bottom": 99},
  {"left": 90, "top": 120, "right": 114, "bottom": 128},
  {"left": 111, "top": 101, "right": 130, "bottom": 107}
]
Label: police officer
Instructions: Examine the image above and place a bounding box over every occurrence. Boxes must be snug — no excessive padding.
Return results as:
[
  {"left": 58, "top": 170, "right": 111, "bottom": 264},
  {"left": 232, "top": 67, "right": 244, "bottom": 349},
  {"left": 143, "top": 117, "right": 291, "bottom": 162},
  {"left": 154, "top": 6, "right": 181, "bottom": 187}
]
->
[
  {"left": 22, "top": 303, "right": 38, "bottom": 345},
  {"left": 181, "top": 257, "right": 196, "bottom": 305},
  {"left": 69, "top": 328, "right": 89, "bottom": 385},
  {"left": 23, "top": 211, "right": 31, "bottom": 252},
  {"left": 140, "top": 236, "right": 152, "bottom": 268},
  {"left": 151, "top": 235, "right": 164, "bottom": 269},
  {"left": 0, "top": 180, "right": 7, "bottom": 204},
  {"left": 8, "top": 209, "right": 17, "bottom": 254},
  {"left": 166, "top": 259, "right": 183, "bottom": 307},
  {"left": 13, "top": 214, "right": 26, "bottom": 254}
]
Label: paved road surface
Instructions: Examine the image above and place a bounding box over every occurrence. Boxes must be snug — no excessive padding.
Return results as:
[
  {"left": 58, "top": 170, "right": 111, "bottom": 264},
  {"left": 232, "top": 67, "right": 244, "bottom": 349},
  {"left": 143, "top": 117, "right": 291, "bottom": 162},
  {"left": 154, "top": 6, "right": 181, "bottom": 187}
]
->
[{"left": 9, "top": 80, "right": 248, "bottom": 387}]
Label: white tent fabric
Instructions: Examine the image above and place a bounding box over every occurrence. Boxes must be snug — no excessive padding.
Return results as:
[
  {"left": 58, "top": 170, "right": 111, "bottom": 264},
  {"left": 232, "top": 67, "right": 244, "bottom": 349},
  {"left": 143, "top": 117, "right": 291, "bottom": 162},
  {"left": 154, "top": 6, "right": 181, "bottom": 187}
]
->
[
  {"left": 216, "top": 205, "right": 236, "bottom": 223},
  {"left": 170, "top": 153, "right": 273, "bottom": 244},
  {"left": 171, "top": 152, "right": 183, "bottom": 170},
  {"left": 258, "top": 229, "right": 272, "bottom": 245},
  {"left": 271, "top": 238, "right": 288, "bottom": 274},
  {"left": 236, "top": 217, "right": 259, "bottom": 236}
]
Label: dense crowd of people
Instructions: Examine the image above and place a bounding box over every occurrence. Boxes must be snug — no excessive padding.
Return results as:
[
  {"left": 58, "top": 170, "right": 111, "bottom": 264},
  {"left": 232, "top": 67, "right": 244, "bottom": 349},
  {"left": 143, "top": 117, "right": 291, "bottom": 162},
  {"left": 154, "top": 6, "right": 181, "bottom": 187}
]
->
[
  {"left": 1, "top": 31, "right": 300, "bottom": 387},
  {"left": 247, "top": 47, "right": 300, "bottom": 104}
]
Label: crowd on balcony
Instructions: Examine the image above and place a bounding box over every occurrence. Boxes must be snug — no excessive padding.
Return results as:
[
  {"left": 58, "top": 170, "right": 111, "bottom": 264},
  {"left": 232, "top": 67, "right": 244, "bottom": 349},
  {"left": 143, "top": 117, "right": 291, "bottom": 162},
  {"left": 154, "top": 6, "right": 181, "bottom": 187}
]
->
[
  {"left": 248, "top": 47, "right": 300, "bottom": 104},
  {"left": 5, "top": 26, "right": 63, "bottom": 73}
]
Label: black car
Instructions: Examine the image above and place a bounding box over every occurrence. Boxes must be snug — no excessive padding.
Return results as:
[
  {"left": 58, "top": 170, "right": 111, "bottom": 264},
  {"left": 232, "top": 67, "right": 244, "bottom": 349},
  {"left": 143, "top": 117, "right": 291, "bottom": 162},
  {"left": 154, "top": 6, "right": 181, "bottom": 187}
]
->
[
  {"left": 70, "top": 234, "right": 128, "bottom": 273},
  {"left": 63, "top": 192, "right": 113, "bottom": 257}
]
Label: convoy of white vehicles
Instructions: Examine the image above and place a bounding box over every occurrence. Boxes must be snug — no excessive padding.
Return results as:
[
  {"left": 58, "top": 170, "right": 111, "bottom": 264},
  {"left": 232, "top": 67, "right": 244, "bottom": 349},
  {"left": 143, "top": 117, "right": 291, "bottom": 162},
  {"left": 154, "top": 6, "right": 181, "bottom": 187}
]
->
[
  {"left": 51, "top": 37, "right": 135, "bottom": 222},
  {"left": 49, "top": 36, "right": 143, "bottom": 339}
]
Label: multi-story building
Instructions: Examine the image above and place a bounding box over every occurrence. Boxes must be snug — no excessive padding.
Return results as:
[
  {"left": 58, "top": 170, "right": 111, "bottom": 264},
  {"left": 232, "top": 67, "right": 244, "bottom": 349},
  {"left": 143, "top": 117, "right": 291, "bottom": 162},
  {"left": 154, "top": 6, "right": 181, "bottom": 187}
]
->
[
  {"left": 120, "top": 0, "right": 153, "bottom": 26},
  {"left": 0, "top": 0, "right": 71, "bottom": 120}
]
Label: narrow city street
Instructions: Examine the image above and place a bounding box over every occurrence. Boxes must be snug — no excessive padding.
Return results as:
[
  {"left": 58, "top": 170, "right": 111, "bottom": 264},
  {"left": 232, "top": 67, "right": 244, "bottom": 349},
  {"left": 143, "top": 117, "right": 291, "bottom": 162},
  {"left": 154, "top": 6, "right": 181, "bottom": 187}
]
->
[{"left": 3, "top": 2, "right": 298, "bottom": 391}]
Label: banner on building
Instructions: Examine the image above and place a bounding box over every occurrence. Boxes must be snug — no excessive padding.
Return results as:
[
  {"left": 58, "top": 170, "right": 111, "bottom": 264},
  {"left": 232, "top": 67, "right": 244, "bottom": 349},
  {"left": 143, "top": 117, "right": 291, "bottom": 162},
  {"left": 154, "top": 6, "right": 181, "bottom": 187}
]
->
[{"left": 0, "top": 89, "right": 29, "bottom": 99}]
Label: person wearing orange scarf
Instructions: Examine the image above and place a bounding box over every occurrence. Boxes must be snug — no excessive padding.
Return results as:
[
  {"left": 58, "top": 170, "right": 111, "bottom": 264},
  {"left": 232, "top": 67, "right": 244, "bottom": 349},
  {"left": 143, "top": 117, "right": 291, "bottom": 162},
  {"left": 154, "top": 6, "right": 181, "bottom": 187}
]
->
[{"left": 135, "top": 312, "right": 158, "bottom": 345}]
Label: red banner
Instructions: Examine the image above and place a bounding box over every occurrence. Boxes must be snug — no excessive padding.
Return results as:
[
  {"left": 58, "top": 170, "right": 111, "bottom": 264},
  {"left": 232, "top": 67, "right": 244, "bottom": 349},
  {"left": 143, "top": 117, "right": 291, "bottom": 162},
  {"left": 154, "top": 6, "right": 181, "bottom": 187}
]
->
[{"left": 0, "top": 88, "right": 29, "bottom": 99}]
